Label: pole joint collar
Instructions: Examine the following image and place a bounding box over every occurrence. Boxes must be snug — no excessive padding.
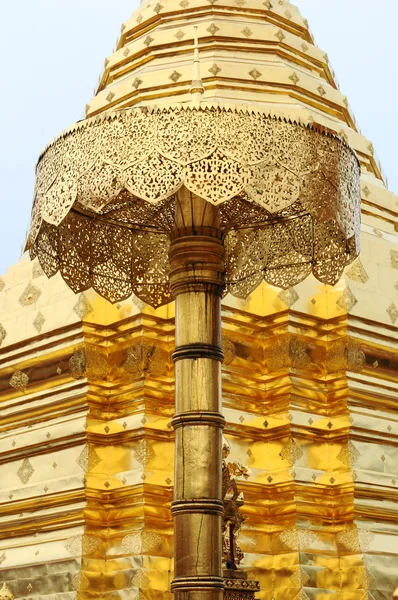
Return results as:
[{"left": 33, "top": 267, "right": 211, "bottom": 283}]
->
[
  {"left": 171, "top": 499, "right": 224, "bottom": 516},
  {"left": 172, "top": 343, "right": 224, "bottom": 362},
  {"left": 172, "top": 411, "right": 225, "bottom": 430},
  {"left": 171, "top": 577, "right": 225, "bottom": 592}
]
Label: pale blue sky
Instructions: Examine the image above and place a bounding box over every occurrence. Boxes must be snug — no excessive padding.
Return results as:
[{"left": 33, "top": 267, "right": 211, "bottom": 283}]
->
[{"left": 0, "top": 1, "right": 396, "bottom": 276}]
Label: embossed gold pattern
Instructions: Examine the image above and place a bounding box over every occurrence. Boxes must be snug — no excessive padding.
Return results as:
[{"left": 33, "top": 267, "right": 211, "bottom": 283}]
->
[
  {"left": 222, "top": 337, "right": 236, "bottom": 365},
  {"left": 73, "top": 293, "right": 94, "bottom": 319},
  {"left": 267, "top": 335, "right": 310, "bottom": 371},
  {"left": 69, "top": 346, "right": 109, "bottom": 380},
  {"left": 0, "top": 324, "right": 6, "bottom": 346},
  {"left": 16, "top": 458, "right": 35, "bottom": 485},
  {"left": 337, "top": 440, "right": 360, "bottom": 467},
  {"left": 134, "top": 439, "right": 156, "bottom": 466},
  {"left": 72, "top": 572, "right": 90, "bottom": 592},
  {"left": 122, "top": 531, "right": 163, "bottom": 555},
  {"left": 346, "top": 257, "right": 369, "bottom": 283},
  {"left": 76, "top": 444, "right": 102, "bottom": 472},
  {"left": 123, "top": 342, "right": 166, "bottom": 377},
  {"left": 326, "top": 338, "right": 365, "bottom": 373},
  {"left": 18, "top": 282, "right": 41, "bottom": 307},
  {"left": 279, "top": 438, "right": 304, "bottom": 465},
  {"left": 337, "top": 285, "right": 358, "bottom": 311},
  {"left": 336, "top": 526, "right": 374, "bottom": 553},
  {"left": 33, "top": 311, "right": 46, "bottom": 333},
  {"left": 9, "top": 370, "right": 29, "bottom": 391}
]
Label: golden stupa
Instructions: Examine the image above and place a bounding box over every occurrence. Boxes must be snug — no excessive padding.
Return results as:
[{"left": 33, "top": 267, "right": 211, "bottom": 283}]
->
[{"left": 0, "top": 1, "right": 397, "bottom": 600}]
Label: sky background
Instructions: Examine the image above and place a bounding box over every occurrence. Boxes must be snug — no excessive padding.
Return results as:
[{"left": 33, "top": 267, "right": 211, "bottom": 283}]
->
[{"left": 0, "top": 0, "right": 397, "bottom": 276}]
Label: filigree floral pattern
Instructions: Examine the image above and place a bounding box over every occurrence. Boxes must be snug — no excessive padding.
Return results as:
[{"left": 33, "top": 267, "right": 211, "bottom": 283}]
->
[
  {"left": 123, "top": 342, "right": 166, "bottom": 377},
  {"left": 28, "top": 104, "right": 360, "bottom": 307}
]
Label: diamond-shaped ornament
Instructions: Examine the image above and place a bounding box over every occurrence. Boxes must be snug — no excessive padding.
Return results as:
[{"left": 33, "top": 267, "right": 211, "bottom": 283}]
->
[
  {"left": 386, "top": 303, "right": 398, "bottom": 324},
  {"left": 346, "top": 259, "right": 369, "bottom": 284},
  {"left": 249, "top": 68, "right": 262, "bottom": 80},
  {"left": 207, "top": 23, "right": 220, "bottom": 35},
  {"left": 0, "top": 324, "right": 6, "bottom": 346},
  {"left": 17, "top": 459, "right": 35, "bottom": 484},
  {"left": 19, "top": 282, "right": 41, "bottom": 307},
  {"left": 278, "top": 287, "right": 299, "bottom": 308},
  {"left": 33, "top": 311, "right": 46, "bottom": 333},
  {"left": 209, "top": 64, "right": 221, "bottom": 76},
  {"left": 337, "top": 287, "right": 358, "bottom": 312},
  {"left": 73, "top": 294, "right": 93, "bottom": 319},
  {"left": 169, "top": 71, "right": 182, "bottom": 83}
]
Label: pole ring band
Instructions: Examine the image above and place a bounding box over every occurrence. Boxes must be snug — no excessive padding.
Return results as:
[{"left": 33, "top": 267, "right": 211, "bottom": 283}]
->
[
  {"left": 171, "top": 499, "right": 224, "bottom": 516},
  {"left": 172, "top": 343, "right": 224, "bottom": 363},
  {"left": 171, "top": 577, "right": 225, "bottom": 592},
  {"left": 172, "top": 411, "right": 225, "bottom": 430}
]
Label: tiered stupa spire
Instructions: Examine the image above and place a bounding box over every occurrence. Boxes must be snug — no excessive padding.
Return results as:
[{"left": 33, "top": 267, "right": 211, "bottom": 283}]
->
[
  {"left": 0, "top": 3, "right": 397, "bottom": 600},
  {"left": 87, "top": 0, "right": 383, "bottom": 186}
]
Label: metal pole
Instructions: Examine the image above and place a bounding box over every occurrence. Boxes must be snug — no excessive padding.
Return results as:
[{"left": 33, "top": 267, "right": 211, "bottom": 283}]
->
[{"left": 169, "top": 188, "right": 225, "bottom": 600}]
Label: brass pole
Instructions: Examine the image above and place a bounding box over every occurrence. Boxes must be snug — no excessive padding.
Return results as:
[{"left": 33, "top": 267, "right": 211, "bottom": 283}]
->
[{"left": 169, "top": 188, "right": 225, "bottom": 600}]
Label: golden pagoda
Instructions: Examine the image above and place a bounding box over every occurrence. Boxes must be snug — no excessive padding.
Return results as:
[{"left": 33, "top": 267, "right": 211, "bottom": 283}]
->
[{"left": 0, "top": 1, "right": 397, "bottom": 600}]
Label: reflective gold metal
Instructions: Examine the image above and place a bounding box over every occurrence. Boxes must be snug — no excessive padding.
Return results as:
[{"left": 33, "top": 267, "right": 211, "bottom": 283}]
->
[
  {"left": 169, "top": 192, "right": 225, "bottom": 600},
  {"left": 222, "top": 441, "right": 259, "bottom": 598},
  {"left": 8, "top": 1, "right": 398, "bottom": 600},
  {"left": 21, "top": 4, "right": 361, "bottom": 597},
  {"left": 27, "top": 104, "right": 360, "bottom": 306},
  {"left": 223, "top": 573, "right": 260, "bottom": 600}
]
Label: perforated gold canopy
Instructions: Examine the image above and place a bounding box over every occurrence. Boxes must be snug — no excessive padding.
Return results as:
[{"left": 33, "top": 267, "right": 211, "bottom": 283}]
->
[{"left": 28, "top": 104, "right": 360, "bottom": 307}]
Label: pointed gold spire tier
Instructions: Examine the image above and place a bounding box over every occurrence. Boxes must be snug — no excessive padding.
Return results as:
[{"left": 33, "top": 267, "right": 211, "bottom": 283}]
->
[
  {"left": 87, "top": 0, "right": 383, "bottom": 185},
  {"left": 0, "top": 584, "right": 13, "bottom": 600}
]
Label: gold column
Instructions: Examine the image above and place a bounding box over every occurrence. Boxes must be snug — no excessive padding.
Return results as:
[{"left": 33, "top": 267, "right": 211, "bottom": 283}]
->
[{"left": 169, "top": 188, "right": 225, "bottom": 600}]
